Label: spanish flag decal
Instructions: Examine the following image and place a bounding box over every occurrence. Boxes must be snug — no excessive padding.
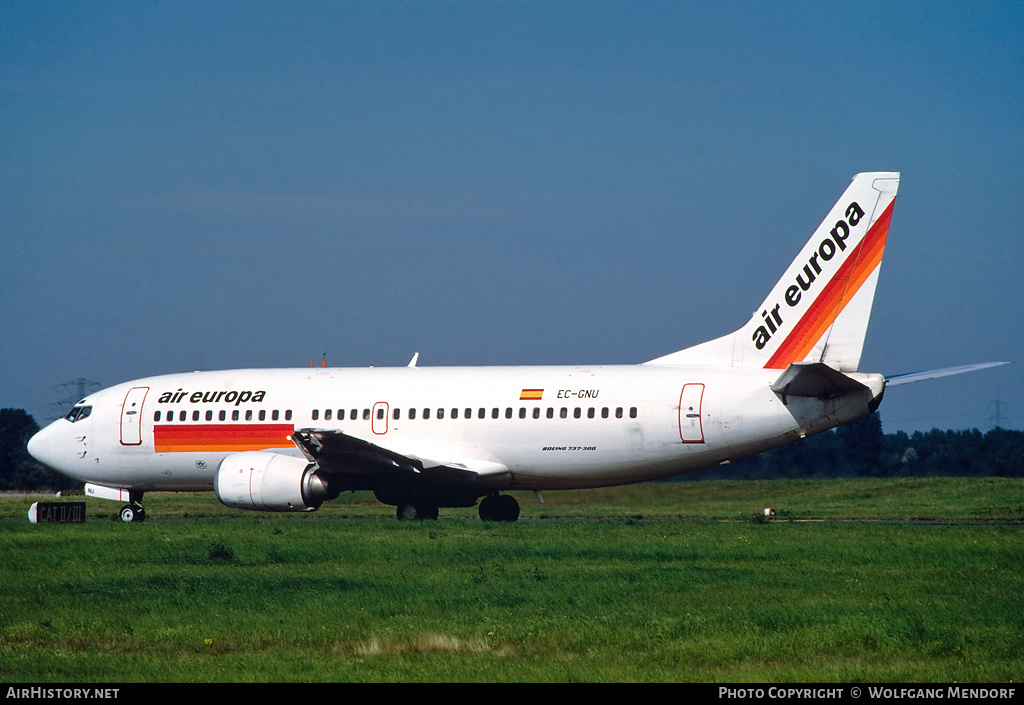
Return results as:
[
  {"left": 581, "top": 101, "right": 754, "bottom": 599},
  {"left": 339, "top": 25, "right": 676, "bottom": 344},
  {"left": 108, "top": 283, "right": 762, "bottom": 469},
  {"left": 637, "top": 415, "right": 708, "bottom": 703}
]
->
[{"left": 520, "top": 389, "right": 544, "bottom": 400}]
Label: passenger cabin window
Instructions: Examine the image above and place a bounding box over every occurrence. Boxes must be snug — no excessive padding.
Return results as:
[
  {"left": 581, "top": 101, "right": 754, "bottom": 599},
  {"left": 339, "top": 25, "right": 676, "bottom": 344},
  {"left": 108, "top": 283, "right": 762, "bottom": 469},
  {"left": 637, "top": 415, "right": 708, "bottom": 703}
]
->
[
  {"left": 234, "top": 401, "right": 644, "bottom": 424},
  {"left": 219, "top": 410, "right": 227, "bottom": 421},
  {"left": 153, "top": 410, "right": 161, "bottom": 422}
]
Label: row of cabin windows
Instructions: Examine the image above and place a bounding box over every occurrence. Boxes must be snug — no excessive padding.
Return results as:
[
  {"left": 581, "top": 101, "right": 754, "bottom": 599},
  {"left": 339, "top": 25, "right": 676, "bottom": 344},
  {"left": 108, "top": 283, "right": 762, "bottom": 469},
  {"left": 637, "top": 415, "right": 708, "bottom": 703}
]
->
[
  {"left": 154, "top": 406, "right": 640, "bottom": 423},
  {"left": 154, "top": 409, "right": 293, "bottom": 422},
  {"left": 314, "top": 406, "right": 639, "bottom": 421}
]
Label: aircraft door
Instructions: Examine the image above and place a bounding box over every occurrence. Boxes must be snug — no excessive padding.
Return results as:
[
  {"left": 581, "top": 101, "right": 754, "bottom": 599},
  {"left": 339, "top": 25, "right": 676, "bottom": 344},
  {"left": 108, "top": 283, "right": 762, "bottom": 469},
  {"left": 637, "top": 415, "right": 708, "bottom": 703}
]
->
[
  {"left": 372, "top": 402, "right": 389, "bottom": 435},
  {"left": 678, "top": 383, "right": 705, "bottom": 443},
  {"left": 120, "top": 387, "right": 149, "bottom": 446}
]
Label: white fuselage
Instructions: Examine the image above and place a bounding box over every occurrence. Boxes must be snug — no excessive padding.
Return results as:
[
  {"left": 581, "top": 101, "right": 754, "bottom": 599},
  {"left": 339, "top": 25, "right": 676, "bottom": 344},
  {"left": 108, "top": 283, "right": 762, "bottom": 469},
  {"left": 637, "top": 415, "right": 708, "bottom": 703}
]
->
[{"left": 28, "top": 363, "right": 884, "bottom": 495}]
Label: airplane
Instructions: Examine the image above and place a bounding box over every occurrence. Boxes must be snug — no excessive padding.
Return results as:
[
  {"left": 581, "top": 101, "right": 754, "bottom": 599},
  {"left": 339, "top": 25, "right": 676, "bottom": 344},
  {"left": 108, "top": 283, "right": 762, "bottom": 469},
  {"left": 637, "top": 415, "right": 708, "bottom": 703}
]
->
[{"left": 27, "top": 172, "right": 1008, "bottom": 522}]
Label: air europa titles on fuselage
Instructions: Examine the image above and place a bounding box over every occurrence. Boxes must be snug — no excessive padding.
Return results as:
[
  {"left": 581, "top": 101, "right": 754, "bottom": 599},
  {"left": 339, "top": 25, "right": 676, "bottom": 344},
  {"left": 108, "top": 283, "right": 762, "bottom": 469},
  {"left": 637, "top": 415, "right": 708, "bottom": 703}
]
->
[
  {"left": 157, "top": 389, "right": 267, "bottom": 406},
  {"left": 752, "top": 201, "right": 865, "bottom": 350}
]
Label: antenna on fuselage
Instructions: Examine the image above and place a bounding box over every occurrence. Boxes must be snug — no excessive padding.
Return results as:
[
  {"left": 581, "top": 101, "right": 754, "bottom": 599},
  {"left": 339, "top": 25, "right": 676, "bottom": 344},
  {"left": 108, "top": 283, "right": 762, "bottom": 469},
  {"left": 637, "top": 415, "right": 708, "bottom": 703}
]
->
[{"left": 50, "top": 378, "right": 101, "bottom": 420}]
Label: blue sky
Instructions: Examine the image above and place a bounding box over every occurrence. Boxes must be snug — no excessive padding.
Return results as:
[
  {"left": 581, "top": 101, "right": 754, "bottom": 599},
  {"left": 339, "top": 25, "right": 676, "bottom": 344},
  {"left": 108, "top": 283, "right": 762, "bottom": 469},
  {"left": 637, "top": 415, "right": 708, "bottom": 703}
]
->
[{"left": 2, "top": 1, "right": 1021, "bottom": 434}]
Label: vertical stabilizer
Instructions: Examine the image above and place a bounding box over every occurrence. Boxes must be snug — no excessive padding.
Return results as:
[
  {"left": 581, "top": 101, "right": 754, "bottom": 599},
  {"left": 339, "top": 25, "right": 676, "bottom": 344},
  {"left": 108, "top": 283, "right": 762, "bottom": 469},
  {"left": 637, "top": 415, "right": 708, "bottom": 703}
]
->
[{"left": 646, "top": 172, "right": 899, "bottom": 370}]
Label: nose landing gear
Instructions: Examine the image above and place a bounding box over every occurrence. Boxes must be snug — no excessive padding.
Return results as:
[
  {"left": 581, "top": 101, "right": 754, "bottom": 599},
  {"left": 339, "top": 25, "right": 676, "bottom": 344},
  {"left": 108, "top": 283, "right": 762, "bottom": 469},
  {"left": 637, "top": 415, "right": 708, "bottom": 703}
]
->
[{"left": 119, "top": 502, "right": 146, "bottom": 523}]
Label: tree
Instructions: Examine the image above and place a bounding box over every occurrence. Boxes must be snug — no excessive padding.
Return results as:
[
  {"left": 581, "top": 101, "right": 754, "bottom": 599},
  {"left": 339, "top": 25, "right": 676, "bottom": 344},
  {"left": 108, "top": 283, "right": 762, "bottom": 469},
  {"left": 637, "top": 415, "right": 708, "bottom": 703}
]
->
[
  {"left": 676, "top": 410, "right": 1024, "bottom": 480},
  {"left": 0, "top": 409, "right": 82, "bottom": 491},
  {"left": 835, "top": 411, "right": 884, "bottom": 476}
]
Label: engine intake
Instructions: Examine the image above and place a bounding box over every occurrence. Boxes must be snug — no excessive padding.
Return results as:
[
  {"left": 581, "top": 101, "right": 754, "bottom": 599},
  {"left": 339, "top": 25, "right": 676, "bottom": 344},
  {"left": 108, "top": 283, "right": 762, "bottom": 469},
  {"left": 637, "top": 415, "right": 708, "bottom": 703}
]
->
[{"left": 214, "top": 451, "right": 332, "bottom": 512}]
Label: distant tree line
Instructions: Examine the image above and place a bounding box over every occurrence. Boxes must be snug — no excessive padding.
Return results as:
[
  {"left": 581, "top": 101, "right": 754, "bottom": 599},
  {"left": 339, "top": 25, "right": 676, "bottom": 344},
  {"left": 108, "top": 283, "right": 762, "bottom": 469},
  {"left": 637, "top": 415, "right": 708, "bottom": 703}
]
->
[
  {"left": 0, "top": 409, "right": 82, "bottom": 491},
  {"left": 2, "top": 408, "right": 1022, "bottom": 491},
  {"left": 681, "top": 412, "right": 1024, "bottom": 481}
]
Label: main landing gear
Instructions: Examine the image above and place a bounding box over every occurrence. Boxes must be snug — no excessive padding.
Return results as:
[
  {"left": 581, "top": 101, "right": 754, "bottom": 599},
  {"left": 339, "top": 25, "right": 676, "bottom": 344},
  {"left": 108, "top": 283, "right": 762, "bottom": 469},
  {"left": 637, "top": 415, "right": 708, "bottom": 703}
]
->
[
  {"left": 393, "top": 494, "right": 521, "bottom": 522},
  {"left": 396, "top": 502, "right": 439, "bottom": 521},
  {"left": 478, "top": 493, "right": 520, "bottom": 522}
]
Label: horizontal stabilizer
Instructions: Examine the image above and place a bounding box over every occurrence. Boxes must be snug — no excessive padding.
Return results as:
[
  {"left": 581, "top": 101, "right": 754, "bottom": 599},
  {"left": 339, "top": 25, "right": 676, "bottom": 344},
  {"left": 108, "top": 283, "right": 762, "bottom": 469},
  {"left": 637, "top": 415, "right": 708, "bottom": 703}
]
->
[
  {"left": 771, "top": 362, "right": 869, "bottom": 400},
  {"left": 885, "top": 362, "right": 1010, "bottom": 387}
]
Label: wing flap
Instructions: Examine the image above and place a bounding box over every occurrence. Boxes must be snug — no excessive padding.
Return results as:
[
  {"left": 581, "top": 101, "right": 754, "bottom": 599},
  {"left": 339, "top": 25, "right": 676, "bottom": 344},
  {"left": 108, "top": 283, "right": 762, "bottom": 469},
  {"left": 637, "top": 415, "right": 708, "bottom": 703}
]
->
[{"left": 290, "top": 429, "right": 510, "bottom": 490}]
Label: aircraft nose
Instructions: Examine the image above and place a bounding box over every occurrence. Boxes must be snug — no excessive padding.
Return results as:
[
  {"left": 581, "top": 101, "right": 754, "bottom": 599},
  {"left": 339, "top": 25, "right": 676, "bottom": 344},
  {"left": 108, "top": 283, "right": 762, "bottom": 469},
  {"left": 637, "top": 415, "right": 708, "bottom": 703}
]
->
[{"left": 27, "top": 424, "right": 58, "bottom": 469}]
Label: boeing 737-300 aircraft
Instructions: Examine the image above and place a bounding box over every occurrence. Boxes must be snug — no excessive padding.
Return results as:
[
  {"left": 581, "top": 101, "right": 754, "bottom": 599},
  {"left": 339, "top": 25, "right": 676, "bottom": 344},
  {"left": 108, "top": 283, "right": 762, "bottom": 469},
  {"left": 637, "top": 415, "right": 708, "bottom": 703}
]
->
[{"left": 27, "top": 172, "right": 1008, "bottom": 522}]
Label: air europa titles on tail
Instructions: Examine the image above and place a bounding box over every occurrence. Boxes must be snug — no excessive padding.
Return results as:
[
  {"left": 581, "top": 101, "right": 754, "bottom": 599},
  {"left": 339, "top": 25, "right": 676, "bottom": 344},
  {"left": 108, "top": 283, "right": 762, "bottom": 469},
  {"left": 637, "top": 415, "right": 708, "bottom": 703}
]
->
[
  {"left": 752, "top": 201, "right": 866, "bottom": 350},
  {"left": 26, "top": 171, "right": 1009, "bottom": 523}
]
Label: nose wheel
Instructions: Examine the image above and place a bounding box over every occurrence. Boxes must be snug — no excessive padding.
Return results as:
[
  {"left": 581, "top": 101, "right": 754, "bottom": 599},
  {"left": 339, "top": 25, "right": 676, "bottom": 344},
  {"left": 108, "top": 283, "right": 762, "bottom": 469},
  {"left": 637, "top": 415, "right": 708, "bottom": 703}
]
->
[{"left": 119, "top": 502, "right": 146, "bottom": 523}]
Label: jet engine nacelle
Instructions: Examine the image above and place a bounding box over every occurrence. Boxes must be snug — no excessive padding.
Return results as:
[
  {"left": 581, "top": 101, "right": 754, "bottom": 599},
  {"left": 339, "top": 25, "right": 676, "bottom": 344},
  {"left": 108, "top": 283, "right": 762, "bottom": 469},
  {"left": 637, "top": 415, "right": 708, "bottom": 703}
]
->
[{"left": 214, "top": 451, "right": 332, "bottom": 512}]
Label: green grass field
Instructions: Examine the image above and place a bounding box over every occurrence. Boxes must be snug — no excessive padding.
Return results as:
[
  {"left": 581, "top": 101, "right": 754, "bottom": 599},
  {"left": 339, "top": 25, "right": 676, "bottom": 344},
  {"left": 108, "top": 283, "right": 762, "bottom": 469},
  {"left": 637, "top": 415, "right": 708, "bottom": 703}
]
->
[{"left": 1, "top": 477, "right": 1022, "bottom": 682}]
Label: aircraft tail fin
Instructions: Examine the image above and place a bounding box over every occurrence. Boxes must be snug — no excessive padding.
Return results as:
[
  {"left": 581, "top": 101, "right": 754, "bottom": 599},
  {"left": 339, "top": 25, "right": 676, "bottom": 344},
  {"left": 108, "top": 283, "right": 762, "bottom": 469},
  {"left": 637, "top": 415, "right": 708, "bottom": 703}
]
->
[{"left": 646, "top": 172, "right": 899, "bottom": 370}]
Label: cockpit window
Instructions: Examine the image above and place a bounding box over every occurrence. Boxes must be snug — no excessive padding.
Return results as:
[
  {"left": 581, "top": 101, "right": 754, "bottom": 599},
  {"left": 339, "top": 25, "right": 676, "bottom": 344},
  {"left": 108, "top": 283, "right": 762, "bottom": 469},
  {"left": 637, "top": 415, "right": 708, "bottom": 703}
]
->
[{"left": 65, "top": 405, "right": 93, "bottom": 423}]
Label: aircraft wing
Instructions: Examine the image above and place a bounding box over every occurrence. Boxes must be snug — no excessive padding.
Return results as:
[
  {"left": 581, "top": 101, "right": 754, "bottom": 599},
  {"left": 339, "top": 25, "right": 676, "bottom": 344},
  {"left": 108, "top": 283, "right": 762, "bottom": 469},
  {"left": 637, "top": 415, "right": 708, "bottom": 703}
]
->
[
  {"left": 290, "top": 428, "right": 511, "bottom": 498},
  {"left": 885, "top": 361, "right": 1010, "bottom": 387}
]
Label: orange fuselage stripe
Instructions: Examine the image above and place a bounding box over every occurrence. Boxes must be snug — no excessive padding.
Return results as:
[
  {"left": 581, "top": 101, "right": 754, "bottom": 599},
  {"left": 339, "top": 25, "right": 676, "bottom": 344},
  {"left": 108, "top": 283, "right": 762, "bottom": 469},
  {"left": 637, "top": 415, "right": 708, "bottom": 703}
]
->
[{"left": 154, "top": 423, "right": 295, "bottom": 453}]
